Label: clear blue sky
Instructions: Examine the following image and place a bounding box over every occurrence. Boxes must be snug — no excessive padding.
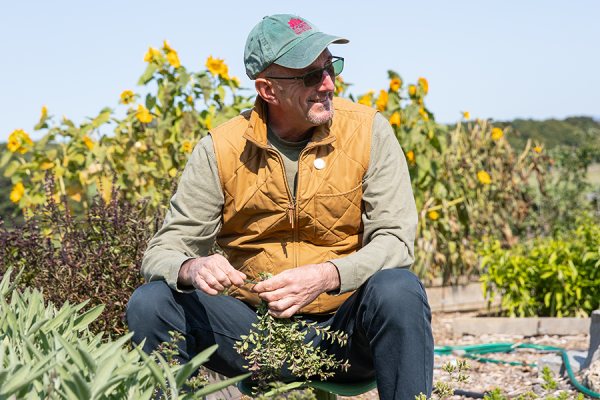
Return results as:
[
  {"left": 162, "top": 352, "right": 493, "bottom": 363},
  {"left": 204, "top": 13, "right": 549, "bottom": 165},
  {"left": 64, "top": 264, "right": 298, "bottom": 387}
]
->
[{"left": 2, "top": 0, "right": 599, "bottom": 141}]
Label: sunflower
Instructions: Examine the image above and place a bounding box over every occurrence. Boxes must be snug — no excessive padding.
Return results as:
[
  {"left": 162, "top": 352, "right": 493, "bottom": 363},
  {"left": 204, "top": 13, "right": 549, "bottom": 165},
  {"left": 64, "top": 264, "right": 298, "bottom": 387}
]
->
[{"left": 477, "top": 171, "right": 491, "bottom": 184}]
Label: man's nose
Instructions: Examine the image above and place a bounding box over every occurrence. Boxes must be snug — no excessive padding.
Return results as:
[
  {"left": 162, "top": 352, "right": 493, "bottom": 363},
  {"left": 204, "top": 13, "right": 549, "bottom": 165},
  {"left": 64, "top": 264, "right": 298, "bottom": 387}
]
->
[{"left": 317, "top": 70, "right": 336, "bottom": 92}]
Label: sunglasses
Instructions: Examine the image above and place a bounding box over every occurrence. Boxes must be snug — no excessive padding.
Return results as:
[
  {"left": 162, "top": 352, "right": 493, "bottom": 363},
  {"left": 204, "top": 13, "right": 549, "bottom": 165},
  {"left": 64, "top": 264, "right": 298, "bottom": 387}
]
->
[{"left": 265, "top": 57, "right": 344, "bottom": 88}]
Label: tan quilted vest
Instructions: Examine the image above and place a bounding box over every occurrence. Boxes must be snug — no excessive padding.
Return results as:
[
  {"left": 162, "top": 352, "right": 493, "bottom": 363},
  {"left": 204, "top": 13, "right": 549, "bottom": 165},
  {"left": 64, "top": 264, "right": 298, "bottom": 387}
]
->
[{"left": 211, "top": 96, "right": 376, "bottom": 314}]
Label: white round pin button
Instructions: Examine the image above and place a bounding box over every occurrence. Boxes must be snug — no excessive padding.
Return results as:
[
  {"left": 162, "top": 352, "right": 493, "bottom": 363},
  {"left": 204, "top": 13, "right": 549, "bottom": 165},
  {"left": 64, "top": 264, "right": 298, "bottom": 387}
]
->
[{"left": 314, "top": 159, "right": 326, "bottom": 170}]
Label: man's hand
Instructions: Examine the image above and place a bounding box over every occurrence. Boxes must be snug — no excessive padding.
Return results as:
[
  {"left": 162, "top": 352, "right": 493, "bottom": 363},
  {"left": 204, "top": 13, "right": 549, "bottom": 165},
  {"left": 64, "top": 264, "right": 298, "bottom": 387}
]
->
[
  {"left": 178, "top": 255, "right": 246, "bottom": 296},
  {"left": 251, "top": 262, "right": 340, "bottom": 318}
]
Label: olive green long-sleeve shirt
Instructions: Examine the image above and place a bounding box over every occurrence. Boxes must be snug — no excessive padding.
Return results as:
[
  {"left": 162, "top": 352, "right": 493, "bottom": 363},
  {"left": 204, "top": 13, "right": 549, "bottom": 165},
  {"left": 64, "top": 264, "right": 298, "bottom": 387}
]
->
[{"left": 141, "top": 112, "right": 418, "bottom": 296}]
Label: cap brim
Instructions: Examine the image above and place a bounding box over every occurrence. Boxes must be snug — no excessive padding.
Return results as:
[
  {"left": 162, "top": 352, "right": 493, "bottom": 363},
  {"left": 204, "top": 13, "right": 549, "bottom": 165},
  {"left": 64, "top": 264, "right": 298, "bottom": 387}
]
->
[{"left": 274, "top": 33, "right": 348, "bottom": 70}]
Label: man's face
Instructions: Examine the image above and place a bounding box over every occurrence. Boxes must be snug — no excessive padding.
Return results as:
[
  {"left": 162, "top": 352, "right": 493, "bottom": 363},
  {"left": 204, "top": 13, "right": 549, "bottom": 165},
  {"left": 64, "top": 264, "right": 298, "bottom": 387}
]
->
[{"left": 270, "top": 49, "right": 336, "bottom": 129}]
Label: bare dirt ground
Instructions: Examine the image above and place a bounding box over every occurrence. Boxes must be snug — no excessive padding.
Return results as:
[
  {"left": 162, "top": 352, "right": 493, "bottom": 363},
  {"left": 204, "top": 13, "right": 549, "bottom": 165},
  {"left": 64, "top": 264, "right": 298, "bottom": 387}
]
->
[{"left": 340, "top": 311, "right": 590, "bottom": 400}]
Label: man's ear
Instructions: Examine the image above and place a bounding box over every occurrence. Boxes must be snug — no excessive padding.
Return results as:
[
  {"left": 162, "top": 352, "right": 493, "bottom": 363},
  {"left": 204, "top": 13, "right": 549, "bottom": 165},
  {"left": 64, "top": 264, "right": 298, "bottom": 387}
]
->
[{"left": 255, "top": 78, "right": 280, "bottom": 105}]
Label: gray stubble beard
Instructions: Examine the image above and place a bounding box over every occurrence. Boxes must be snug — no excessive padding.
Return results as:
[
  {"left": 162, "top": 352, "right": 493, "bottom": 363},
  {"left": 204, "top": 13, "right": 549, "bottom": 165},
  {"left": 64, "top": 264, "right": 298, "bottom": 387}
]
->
[{"left": 307, "top": 100, "right": 334, "bottom": 125}]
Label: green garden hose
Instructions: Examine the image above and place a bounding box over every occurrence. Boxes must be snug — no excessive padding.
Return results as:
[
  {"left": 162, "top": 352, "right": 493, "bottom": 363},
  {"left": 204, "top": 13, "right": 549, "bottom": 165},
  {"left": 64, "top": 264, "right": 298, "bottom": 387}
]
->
[{"left": 434, "top": 342, "right": 600, "bottom": 398}]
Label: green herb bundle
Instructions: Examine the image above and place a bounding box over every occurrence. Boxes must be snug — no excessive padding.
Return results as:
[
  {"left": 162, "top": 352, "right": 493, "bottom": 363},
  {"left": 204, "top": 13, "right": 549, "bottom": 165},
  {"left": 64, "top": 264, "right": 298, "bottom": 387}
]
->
[{"left": 234, "top": 273, "right": 350, "bottom": 393}]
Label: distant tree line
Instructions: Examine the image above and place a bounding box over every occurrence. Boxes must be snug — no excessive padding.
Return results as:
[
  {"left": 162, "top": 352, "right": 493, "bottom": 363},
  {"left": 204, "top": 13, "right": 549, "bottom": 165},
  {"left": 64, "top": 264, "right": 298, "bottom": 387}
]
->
[{"left": 493, "top": 116, "right": 600, "bottom": 152}]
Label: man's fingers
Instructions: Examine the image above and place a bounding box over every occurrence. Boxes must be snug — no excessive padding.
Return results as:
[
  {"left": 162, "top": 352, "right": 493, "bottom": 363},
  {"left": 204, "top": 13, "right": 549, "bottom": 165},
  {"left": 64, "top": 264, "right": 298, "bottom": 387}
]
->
[
  {"left": 258, "top": 287, "right": 287, "bottom": 303},
  {"left": 186, "top": 255, "right": 246, "bottom": 294},
  {"left": 206, "top": 255, "right": 246, "bottom": 288},
  {"left": 199, "top": 269, "right": 226, "bottom": 292},
  {"left": 195, "top": 276, "right": 219, "bottom": 296},
  {"left": 252, "top": 275, "right": 284, "bottom": 293},
  {"left": 264, "top": 292, "right": 301, "bottom": 317},
  {"left": 221, "top": 264, "right": 245, "bottom": 287},
  {"left": 206, "top": 256, "right": 238, "bottom": 287},
  {"left": 267, "top": 297, "right": 294, "bottom": 312},
  {"left": 269, "top": 303, "right": 301, "bottom": 318},
  {"left": 236, "top": 270, "right": 247, "bottom": 282}
]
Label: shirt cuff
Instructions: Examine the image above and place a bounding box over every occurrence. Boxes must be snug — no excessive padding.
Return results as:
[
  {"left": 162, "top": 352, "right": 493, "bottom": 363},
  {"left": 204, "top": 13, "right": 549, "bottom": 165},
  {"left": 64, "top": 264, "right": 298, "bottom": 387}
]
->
[
  {"left": 327, "top": 257, "right": 356, "bottom": 296},
  {"left": 167, "top": 256, "right": 196, "bottom": 293}
]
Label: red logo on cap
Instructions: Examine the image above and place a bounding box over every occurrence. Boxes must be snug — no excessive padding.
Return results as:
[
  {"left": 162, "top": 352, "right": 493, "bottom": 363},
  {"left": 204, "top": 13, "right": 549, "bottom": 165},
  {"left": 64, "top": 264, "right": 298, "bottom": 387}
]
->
[{"left": 288, "top": 18, "right": 311, "bottom": 35}]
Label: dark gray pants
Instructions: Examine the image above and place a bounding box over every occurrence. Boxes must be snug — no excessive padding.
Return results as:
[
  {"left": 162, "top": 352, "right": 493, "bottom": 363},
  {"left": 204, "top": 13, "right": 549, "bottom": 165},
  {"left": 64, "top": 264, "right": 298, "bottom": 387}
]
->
[{"left": 126, "top": 269, "right": 433, "bottom": 400}]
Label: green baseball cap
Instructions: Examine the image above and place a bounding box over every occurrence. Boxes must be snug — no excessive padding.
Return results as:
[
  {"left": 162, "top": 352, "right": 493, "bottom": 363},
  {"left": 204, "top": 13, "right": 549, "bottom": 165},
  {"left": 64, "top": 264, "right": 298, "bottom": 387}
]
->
[{"left": 244, "top": 14, "right": 349, "bottom": 79}]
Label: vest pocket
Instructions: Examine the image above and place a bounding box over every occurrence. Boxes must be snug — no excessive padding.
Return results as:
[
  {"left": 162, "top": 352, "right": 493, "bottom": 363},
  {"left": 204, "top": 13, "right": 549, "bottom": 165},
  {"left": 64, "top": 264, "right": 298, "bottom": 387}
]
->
[
  {"left": 238, "top": 251, "right": 275, "bottom": 281},
  {"left": 314, "top": 183, "right": 363, "bottom": 245},
  {"left": 228, "top": 251, "right": 275, "bottom": 309}
]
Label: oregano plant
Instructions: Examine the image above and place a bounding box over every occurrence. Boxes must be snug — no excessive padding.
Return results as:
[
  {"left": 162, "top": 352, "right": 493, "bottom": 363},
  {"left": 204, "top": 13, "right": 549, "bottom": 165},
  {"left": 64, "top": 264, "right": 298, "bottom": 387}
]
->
[{"left": 234, "top": 272, "right": 350, "bottom": 394}]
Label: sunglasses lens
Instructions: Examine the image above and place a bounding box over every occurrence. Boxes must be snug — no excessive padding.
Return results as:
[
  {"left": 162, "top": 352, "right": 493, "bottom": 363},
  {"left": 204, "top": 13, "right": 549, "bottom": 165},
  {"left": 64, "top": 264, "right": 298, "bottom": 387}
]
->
[
  {"left": 332, "top": 59, "right": 344, "bottom": 76},
  {"left": 303, "top": 70, "right": 323, "bottom": 87},
  {"left": 302, "top": 59, "right": 344, "bottom": 88}
]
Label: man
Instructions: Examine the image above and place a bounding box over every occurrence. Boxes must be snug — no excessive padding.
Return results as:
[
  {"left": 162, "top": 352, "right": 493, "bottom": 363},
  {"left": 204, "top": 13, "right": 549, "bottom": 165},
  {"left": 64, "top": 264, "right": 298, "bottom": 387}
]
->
[{"left": 127, "top": 14, "right": 433, "bottom": 399}]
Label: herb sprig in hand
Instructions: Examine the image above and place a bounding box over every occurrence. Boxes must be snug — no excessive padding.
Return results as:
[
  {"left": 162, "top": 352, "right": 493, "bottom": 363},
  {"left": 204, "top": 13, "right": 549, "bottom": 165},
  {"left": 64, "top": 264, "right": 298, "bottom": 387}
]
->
[{"left": 234, "top": 272, "right": 350, "bottom": 393}]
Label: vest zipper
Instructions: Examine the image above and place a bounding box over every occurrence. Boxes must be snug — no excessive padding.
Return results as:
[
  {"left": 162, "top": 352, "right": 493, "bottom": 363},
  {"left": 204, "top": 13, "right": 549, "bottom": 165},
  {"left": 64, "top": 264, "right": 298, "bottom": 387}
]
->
[
  {"left": 266, "top": 149, "right": 297, "bottom": 266},
  {"left": 243, "top": 135, "right": 336, "bottom": 270},
  {"left": 291, "top": 141, "right": 336, "bottom": 268},
  {"left": 287, "top": 201, "right": 296, "bottom": 229}
]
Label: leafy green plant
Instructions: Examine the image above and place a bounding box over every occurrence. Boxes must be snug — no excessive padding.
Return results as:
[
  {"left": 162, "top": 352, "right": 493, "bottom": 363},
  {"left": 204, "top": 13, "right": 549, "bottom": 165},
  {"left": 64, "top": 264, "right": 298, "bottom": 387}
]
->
[
  {"left": 541, "top": 366, "right": 559, "bottom": 391},
  {"left": 0, "top": 172, "right": 161, "bottom": 336},
  {"left": 150, "top": 331, "right": 211, "bottom": 398},
  {"left": 482, "top": 388, "right": 539, "bottom": 400},
  {"left": 415, "top": 359, "right": 471, "bottom": 400},
  {"left": 483, "top": 388, "right": 509, "bottom": 400},
  {"left": 479, "top": 217, "right": 600, "bottom": 317},
  {"left": 528, "top": 127, "right": 600, "bottom": 238},
  {"left": 0, "top": 266, "right": 249, "bottom": 399},
  {"left": 514, "top": 390, "right": 539, "bottom": 400},
  {"left": 234, "top": 273, "right": 350, "bottom": 394}
]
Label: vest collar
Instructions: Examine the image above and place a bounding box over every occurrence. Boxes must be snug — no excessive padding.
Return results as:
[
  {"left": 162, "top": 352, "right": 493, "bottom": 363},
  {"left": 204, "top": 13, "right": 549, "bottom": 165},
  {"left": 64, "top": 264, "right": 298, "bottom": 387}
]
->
[{"left": 243, "top": 96, "right": 336, "bottom": 148}]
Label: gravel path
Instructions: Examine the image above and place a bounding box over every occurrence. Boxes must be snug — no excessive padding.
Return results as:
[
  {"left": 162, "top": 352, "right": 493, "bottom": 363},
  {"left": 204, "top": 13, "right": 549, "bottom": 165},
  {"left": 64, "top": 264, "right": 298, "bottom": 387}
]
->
[{"left": 340, "top": 312, "right": 591, "bottom": 400}]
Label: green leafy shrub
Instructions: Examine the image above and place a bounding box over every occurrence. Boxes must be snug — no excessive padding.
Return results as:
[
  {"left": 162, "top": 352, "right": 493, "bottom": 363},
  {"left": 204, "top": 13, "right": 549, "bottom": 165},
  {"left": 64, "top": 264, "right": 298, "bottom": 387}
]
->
[
  {"left": 479, "top": 217, "right": 600, "bottom": 317},
  {"left": 234, "top": 273, "right": 349, "bottom": 394},
  {"left": 528, "top": 128, "right": 600, "bottom": 237},
  {"left": 415, "top": 359, "right": 470, "bottom": 400},
  {"left": 540, "top": 366, "right": 559, "bottom": 391},
  {"left": 0, "top": 266, "right": 248, "bottom": 399},
  {"left": 0, "top": 172, "right": 161, "bottom": 336}
]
